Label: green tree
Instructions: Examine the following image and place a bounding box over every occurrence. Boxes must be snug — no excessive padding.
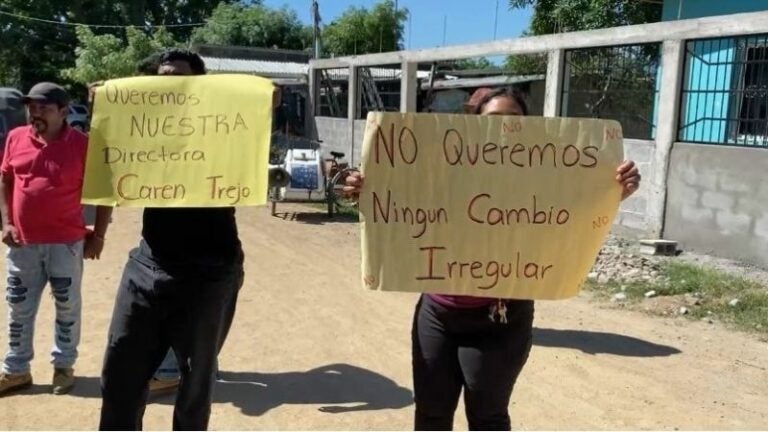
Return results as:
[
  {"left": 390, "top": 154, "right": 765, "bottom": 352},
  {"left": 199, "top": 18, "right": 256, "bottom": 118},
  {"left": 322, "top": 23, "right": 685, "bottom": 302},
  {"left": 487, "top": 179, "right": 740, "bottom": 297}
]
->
[
  {"left": 322, "top": 0, "right": 408, "bottom": 56},
  {"left": 508, "top": 0, "right": 662, "bottom": 138},
  {"left": 508, "top": 0, "right": 661, "bottom": 35},
  {"left": 452, "top": 58, "right": 496, "bottom": 70},
  {"left": 190, "top": 2, "right": 312, "bottom": 50},
  {"left": 0, "top": 0, "right": 227, "bottom": 90},
  {"left": 62, "top": 26, "right": 179, "bottom": 85},
  {"left": 504, "top": 0, "right": 661, "bottom": 74},
  {"left": 94, "top": 0, "right": 229, "bottom": 39},
  {"left": 0, "top": 0, "right": 82, "bottom": 90},
  {"left": 504, "top": 52, "right": 547, "bottom": 75}
]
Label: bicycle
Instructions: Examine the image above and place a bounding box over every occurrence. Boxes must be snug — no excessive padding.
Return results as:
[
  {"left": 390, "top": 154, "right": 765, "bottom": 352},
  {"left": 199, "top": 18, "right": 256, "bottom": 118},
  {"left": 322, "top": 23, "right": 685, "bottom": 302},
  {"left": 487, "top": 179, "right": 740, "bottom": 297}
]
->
[{"left": 323, "top": 151, "right": 359, "bottom": 218}]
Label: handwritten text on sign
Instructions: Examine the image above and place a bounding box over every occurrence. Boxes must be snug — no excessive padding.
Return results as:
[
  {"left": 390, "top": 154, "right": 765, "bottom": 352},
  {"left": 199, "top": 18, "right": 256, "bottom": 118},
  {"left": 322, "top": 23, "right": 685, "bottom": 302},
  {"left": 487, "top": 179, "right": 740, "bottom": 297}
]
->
[
  {"left": 82, "top": 74, "right": 273, "bottom": 207},
  {"left": 359, "top": 113, "right": 624, "bottom": 300}
]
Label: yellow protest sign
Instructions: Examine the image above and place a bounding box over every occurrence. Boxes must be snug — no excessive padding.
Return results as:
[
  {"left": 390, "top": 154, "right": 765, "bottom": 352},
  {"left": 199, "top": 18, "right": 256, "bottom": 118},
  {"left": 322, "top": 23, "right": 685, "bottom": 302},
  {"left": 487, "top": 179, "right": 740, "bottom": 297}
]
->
[
  {"left": 359, "top": 113, "right": 624, "bottom": 300},
  {"left": 82, "top": 74, "right": 273, "bottom": 207}
]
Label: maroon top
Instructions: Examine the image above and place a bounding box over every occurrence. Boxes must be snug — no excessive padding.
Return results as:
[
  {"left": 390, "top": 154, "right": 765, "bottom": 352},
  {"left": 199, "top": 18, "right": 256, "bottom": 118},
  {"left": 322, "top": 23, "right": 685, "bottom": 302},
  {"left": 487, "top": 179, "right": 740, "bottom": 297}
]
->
[{"left": 427, "top": 294, "right": 497, "bottom": 308}]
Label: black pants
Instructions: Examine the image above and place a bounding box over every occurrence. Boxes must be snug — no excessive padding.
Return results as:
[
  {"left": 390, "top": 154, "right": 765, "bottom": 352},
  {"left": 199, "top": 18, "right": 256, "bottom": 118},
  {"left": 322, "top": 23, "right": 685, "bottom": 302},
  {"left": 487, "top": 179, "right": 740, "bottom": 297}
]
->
[
  {"left": 99, "top": 249, "right": 243, "bottom": 431},
  {"left": 412, "top": 295, "right": 534, "bottom": 431}
]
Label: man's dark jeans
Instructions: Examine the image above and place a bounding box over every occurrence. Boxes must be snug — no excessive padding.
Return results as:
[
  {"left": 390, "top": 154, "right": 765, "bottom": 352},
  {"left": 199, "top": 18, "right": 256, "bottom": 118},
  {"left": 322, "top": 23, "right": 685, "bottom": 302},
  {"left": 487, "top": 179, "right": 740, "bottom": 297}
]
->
[{"left": 99, "top": 248, "right": 243, "bottom": 431}]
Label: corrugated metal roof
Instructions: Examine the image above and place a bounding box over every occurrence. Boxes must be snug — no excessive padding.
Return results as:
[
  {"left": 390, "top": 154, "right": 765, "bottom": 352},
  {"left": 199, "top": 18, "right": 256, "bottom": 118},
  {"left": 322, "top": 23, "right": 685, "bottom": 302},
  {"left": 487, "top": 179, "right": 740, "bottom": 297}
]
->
[
  {"left": 324, "top": 67, "right": 431, "bottom": 80},
  {"left": 420, "top": 74, "right": 545, "bottom": 90},
  {"left": 202, "top": 56, "right": 431, "bottom": 81},
  {"left": 202, "top": 56, "right": 308, "bottom": 77}
]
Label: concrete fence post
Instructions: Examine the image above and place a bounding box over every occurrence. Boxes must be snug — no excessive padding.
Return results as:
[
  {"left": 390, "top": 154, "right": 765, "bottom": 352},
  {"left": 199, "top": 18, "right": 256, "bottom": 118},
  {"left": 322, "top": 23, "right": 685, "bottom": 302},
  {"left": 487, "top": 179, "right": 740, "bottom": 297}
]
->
[
  {"left": 347, "top": 65, "right": 358, "bottom": 166},
  {"left": 544, "top": 49, "right": 565, "bottom": 117},
  {"left": 649, "top": 39, "right": 685, "bottom": 238},
  {"left": 401, "top": 61, "right": 418, "bottom": 113},
  {"left": 307, "top": 67, "right": 319, "bottom": 139}
]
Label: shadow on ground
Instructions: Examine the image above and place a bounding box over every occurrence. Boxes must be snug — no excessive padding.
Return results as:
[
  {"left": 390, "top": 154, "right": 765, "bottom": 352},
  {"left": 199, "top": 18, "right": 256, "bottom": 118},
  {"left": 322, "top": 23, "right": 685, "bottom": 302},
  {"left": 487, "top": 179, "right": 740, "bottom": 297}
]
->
[
  {"left": 10, "top": 333, "right": 671, "bottom": 413},
  {"left": 533, "top": 327, "right": 681, "bottom": 357},
  {"left": 272, "top": 211, "right": 359, "bottom": 225},
  {"left": 12, "top": 376, "right": 101, "bottom": 399},
  {"left": 150, "top": 363, "right": 412, "bottom": 417}
]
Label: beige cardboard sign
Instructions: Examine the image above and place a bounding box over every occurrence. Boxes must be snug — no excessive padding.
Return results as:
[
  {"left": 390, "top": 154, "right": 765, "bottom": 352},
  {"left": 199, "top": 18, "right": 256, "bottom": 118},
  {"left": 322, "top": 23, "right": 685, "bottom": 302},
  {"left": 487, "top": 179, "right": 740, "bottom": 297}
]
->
[{"left": 359, "top": 113, "right": 624, "bottom": 300}]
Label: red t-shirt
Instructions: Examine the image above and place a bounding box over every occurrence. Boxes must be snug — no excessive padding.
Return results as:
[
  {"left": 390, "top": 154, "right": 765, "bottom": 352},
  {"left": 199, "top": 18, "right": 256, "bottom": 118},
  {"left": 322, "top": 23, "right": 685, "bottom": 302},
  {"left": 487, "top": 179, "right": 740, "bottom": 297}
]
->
[{"left": 1, "top": 125, "right": 88, "bottom": 244}]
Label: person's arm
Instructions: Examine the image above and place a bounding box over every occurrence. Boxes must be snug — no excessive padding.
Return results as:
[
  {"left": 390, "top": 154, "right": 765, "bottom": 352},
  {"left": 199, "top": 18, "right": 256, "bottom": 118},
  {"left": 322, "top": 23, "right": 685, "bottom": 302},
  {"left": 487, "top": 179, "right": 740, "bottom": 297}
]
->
[
  {"left": 0, "top": 135, "right": 19, "bottom": 247},
  {"left": 78, "top": 114, "right": 111, "bottom": 259},
  {"left": 91, "top": 206, "right": 112, "bottom": 259},
  {"left": 92, "top": 206, "right": 112, "bottom": 240},
  {"left": 0, "top": 176, "right": 19, "bottom": 247},
  {"left": 82, "top": 205, "right": 112, "bottom": 260}
]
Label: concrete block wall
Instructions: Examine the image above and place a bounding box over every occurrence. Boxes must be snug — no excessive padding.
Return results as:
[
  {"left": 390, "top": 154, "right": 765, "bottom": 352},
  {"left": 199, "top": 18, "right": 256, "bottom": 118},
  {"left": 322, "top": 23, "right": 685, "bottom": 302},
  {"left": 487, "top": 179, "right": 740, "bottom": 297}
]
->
[
  {"left": 616, "top": 139, "right": 656, "bottom": 233},
  {"left": 314, "top": 116, "right": 347, "bottom": 155},
  {"left": 665, "top": 142, "right": 768, "bottom": 267},
  {"left": 314, "top": 117, "right": 366, "bottom": 166}
]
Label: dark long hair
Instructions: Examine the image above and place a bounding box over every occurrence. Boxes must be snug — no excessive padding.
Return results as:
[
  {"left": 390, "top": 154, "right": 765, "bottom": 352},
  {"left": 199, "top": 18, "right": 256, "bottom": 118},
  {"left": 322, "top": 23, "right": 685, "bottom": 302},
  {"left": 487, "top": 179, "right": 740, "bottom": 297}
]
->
[{"left": 472, "top": 87, "right": 529, "bottom": 115}]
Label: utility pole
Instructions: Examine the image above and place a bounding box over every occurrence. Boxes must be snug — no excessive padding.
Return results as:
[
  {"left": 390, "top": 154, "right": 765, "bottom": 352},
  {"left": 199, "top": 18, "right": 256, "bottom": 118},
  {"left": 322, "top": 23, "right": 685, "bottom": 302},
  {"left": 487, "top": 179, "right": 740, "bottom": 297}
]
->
[
  {"left": 493, "top": 0, "right": 499, "bottom": 40},
  {"left": 442, "top": 15, "right": 447, "bottom": 46},
  {"left": 312, "top": 0, "right": 321, "bottom": 58},
  {"left": 408, "top": 11, "right": 412, "bottom": 49}
]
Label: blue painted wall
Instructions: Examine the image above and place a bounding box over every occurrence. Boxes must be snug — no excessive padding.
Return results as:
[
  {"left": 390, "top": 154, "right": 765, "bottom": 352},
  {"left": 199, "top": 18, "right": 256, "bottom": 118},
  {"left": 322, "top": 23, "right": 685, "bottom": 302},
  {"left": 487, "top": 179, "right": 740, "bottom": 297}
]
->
[
  {"left": 679, "top": 39, "right": 735, "bottom": 142},
  {"left": 664, "top": 1, "right": 767, "bottom": 142},
  {"left": 663, "top": 0, "right": 767, "bottom": 21}
]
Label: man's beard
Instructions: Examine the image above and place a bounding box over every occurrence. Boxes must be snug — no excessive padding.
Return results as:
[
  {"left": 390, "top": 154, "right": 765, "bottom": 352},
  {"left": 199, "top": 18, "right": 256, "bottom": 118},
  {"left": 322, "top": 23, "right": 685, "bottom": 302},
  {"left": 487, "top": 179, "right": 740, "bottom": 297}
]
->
[{"left": 30, "top": 117, "right": 48, "bottom": 134}]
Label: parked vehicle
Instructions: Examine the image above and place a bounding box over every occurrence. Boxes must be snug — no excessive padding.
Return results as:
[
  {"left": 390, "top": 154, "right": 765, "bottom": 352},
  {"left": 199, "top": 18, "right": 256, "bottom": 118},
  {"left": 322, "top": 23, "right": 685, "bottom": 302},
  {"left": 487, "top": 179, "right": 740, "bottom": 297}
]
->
[
  {"left": 67, "top": 103, "right": 90, "bottom": 131},
  {"left": 0, "top": 88, "right": 25, "bottom": 150}
]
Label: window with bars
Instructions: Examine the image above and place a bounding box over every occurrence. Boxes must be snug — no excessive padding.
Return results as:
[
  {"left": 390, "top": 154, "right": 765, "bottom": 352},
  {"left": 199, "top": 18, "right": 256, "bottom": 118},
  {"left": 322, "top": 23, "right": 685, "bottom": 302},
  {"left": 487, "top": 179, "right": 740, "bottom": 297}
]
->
[
  {"left": 679, "top": 34, "right": 768, "bottom": 147},
  {"left": 734, "top": 45, "right": 768, "bottom": 140},
  {"left": 561, "top": 44, "right": 661, "bottom": 140}
]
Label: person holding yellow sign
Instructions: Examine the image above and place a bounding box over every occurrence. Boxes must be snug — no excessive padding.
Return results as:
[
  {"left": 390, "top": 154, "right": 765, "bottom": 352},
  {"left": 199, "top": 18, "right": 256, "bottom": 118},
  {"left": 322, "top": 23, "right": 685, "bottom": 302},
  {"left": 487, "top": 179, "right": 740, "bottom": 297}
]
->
[
  {"left": 98, "top": 50, "right": 245, "bottom": 431},
  {"left": 344, "top": 87, "right": 641, "bottom": 431}
]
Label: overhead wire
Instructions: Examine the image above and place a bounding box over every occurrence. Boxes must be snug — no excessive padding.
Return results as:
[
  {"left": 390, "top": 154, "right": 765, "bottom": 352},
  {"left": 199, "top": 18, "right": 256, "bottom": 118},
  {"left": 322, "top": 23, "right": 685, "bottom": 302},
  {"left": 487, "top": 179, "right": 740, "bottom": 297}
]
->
[{"left": 0, "top": 9, "right": 208, "bottom": 29}]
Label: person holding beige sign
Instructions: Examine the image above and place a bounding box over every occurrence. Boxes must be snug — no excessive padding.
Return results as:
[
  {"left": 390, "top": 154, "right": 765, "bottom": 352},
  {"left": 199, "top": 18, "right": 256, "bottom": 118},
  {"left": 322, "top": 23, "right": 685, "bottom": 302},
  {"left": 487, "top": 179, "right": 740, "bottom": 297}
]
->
[{"left": 344, "top": 87, "right": 641, "bottom": 431}]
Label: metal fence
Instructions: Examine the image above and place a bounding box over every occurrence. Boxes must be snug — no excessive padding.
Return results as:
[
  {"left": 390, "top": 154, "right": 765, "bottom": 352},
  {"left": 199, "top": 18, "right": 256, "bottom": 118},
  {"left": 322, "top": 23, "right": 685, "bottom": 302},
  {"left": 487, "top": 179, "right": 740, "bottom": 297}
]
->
[
  {"left": 561, "top": 44, "right": 661, "bottom": 140},
  {"left": 679, "top": 34, "right": 768, "bottom": 147}
]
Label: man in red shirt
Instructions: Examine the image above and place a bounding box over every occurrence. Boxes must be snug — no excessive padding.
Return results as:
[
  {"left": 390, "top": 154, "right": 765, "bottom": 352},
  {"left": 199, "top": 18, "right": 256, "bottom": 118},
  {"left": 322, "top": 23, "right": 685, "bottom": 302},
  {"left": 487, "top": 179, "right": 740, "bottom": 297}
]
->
[{"left": 0, "top": 82, "right": 111, "bottom": 396}]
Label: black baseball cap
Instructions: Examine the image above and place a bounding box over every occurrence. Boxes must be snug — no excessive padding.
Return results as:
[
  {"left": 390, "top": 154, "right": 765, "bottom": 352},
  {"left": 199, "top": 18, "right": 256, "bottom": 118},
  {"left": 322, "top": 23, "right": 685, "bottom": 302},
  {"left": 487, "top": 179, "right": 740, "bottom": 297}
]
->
[{"left": 22, "top": 82, "right": 70, "bottom": 106}]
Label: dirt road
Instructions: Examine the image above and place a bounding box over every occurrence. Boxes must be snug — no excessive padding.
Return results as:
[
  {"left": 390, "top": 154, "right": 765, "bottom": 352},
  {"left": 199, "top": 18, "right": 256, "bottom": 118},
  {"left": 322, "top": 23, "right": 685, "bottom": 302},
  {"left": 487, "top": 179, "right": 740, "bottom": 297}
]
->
[{"left": 1, "top": 204, "right": 766, "bottom": 430}]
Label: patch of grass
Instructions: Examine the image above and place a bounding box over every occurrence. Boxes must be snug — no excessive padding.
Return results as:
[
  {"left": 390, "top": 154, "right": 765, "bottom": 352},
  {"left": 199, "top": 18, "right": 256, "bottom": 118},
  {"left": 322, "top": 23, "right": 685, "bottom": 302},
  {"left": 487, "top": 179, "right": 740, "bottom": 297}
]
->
[
  {"left": 304, "top": 202, "right": 360, "bottom": 219},
  {"left": 333, "top": 203, "right": 360, "bottom": 219},
  {"left": 586, "top": 262, "right": 768, "bottom": 338}
]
